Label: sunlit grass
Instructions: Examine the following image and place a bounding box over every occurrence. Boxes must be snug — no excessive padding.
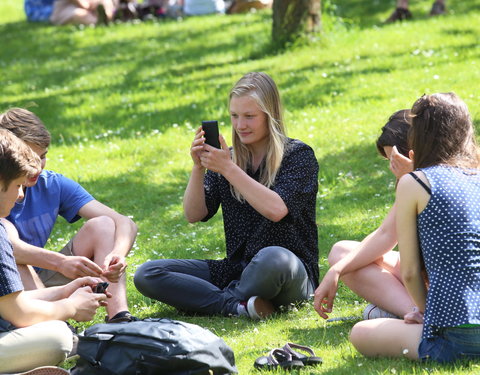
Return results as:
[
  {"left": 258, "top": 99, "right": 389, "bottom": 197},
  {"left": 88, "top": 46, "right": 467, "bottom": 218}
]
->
[{"left": 1, "top": 0, "right": 480, "bottom": 373}]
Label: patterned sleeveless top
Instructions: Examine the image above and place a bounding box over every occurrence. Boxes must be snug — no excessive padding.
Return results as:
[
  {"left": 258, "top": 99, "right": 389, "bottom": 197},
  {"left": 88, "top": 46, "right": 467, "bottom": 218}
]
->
[{"left": 417, "top": 165, "right": 480, "bottom": 338}]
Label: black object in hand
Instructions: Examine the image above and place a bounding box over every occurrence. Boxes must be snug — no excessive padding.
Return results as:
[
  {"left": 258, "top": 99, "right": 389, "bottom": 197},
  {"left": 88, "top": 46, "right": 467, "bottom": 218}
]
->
[
  {"left": 201, "top": 120, "right": 221, "bottom": 149},
  {"left": 94, "top": 282, "right": 109, "bottom": 294}
]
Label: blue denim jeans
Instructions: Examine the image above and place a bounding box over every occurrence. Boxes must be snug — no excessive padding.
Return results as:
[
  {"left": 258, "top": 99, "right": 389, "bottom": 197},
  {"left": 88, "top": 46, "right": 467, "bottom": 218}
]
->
[
  {"left": 419, "top": 326, "right": 480, "bottom": 363},
  {"left": 134, "top": 246, "right": 314, "bottom": 316}
]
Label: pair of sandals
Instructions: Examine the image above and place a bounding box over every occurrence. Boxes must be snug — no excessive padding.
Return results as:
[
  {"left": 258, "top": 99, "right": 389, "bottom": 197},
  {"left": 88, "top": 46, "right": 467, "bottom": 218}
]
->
[{"left": 254, "top": 342, "right": 322, "bottom": 370}]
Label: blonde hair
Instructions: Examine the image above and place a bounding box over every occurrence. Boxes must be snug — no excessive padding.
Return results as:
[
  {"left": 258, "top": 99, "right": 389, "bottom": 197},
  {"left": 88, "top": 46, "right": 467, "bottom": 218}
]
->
[
  {"left": 229, "top": 72, "right": 287, "bottom": 201},
  {"left": 0, "top": 129, "right": 41, "bottom": 191}
]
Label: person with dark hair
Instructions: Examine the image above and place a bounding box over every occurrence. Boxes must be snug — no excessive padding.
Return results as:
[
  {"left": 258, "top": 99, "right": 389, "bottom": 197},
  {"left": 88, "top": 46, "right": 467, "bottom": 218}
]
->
[
  {"left": 0, "top": 108, "right": 138, "bottom": 324},
  {"left": 350, "top": 92, "right": 480, "bottom": 363},
  {"left": 376, "top": 110, "right": 411, "bottom": 159},
  {"left": 314, "top": 109, "right": 416, "bottom": 321},
  {"left": 0, "top": 129, "right": 107, "bottom": 374},
  {"left": 385, "top": 0, "right": 446, "bottom": 23}
]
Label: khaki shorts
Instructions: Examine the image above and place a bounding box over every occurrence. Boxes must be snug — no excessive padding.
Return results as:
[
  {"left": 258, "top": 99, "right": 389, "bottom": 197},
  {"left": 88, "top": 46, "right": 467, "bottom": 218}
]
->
[
  {"left": 0, "top": 321, "right": 73, "bottom": 373},
  {"left": 37, "top": 240, "right": 75, "bottom": 287}
]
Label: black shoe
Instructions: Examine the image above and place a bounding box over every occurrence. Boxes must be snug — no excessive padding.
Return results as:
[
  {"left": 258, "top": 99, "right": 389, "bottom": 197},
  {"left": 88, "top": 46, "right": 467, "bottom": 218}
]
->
[
  {"left": 430, "top": 1, "right": 446, "bottom": 16},
  {"left": 384, "top": 7, "right": 413, "bottom": 23},
  {"left": 106, "top": 311, "right": 140, "bottom": 323}
]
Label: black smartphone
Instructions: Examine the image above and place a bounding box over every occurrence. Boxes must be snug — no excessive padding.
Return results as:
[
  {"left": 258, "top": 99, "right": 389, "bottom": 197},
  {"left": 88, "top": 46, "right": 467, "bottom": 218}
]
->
[
  {"left": 201, "top": 120, "right": 220, "bottom": 149},
  {"left": 94, "top": 282, "right": 109, "bottom": 294}
]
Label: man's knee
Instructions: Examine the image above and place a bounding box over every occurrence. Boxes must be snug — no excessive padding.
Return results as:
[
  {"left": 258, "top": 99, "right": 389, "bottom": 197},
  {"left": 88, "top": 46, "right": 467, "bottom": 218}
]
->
[
  {"left": 83, "top": 215, "right": 115, "bottom": 239},
  {"left": 33, "top": 321, "right": 73, "bottom": 363}
]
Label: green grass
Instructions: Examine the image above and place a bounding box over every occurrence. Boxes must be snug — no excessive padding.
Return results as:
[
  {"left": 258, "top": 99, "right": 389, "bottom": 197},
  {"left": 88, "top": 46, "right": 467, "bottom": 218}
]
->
[{"left": 1, "top": 0, "right": 480, "bottom": 373}]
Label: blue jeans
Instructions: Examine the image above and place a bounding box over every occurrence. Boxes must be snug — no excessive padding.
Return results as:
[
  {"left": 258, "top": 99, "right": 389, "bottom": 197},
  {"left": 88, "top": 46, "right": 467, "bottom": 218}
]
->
[
  {"left": 419, "top": 326, "right": 480, "bottom": 363},
  {"left": 134, "top": 246, "right": 314, "bottom": 316}
]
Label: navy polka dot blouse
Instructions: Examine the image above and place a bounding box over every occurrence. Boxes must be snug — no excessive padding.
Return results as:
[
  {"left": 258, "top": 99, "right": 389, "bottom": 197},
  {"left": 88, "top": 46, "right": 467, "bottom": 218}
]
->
[{"left": 417, "top": 165, "right": 480, "bottom": 338}]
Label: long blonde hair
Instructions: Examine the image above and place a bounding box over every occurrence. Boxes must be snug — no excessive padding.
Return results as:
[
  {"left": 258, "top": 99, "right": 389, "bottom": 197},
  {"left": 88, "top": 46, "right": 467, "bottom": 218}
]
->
[{"left": 229, "top": 72, "right": 287, "bottom": 201}]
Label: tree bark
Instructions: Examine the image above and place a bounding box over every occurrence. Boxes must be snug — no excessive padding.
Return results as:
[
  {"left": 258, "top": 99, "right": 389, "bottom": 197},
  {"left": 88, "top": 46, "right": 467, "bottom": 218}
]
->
[{"left": 272, "top": 0, "right": 321, "bottom": 46}]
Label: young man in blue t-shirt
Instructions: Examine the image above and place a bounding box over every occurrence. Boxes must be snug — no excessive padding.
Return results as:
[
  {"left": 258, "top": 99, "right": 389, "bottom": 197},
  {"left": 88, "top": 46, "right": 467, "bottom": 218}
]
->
[
  {"left": 0, "top": 129, "right": 107, "bottom": 374},
  {"left": 0, "top": 108, "right": 138, "bottom": 323}
]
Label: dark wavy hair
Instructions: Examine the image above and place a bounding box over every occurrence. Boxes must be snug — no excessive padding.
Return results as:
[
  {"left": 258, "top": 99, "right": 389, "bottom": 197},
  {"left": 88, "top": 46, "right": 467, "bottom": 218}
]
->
[
  {"left": 409, "top": 92, "right": 478, "bottom": 170},
  {"left": 376, "top": 109, "right": 411, "bottom": 158}
]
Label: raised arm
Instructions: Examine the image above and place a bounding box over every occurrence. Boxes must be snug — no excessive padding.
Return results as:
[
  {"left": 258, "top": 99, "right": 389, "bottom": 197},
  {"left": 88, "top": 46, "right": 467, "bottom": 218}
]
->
[
  {"left": 200, "top": 136, "right": 288, "bottom": 222},
  {"left": 183, "top": 127, "right": 209, "bottom": 223}
]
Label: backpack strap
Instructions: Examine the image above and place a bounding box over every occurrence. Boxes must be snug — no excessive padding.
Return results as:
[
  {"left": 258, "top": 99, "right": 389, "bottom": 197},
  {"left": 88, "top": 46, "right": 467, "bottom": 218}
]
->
[{"left": 408, "top": 172, "right": 432, "bottom": 195}]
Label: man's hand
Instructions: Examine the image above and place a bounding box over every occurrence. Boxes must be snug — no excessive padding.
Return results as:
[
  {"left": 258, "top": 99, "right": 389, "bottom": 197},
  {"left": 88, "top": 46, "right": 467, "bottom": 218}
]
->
[
  {"left": 61, "top": 276, "right": 103, "bottom": 298},
  {"left": 102, "top": 254, "right": 127, "bottom": 282},
  {"left": 68, "top": 286, "right": 107, "bottom": 321},
  {"left": 313, "top": 268, "right": 340, "bottom": 319},
  {"left": 59, "top": 256, "right": 103, "bottom": 279}
]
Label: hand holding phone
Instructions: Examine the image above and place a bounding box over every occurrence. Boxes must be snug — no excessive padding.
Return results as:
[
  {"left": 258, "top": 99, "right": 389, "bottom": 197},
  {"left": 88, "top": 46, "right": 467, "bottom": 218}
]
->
[{"left": 201, "top": 120, "right": 220, "bottom": 149}]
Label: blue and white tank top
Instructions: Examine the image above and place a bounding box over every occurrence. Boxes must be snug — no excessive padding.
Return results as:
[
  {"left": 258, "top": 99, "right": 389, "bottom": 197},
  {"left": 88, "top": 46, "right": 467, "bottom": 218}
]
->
[{"left": 417, "top": 165, "right": 480, "bottom": 338}]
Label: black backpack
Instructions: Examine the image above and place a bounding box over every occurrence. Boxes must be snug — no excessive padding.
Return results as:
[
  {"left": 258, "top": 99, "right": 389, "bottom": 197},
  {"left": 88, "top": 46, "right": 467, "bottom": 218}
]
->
[{"left": 71, "top": 318, "right": 237, "bottom": 375}]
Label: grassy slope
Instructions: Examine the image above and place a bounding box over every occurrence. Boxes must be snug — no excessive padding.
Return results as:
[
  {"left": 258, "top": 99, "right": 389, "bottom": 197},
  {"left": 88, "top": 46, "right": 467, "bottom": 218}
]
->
[{"left": 1, "top": 0, "right": 480, "bottom": 373}]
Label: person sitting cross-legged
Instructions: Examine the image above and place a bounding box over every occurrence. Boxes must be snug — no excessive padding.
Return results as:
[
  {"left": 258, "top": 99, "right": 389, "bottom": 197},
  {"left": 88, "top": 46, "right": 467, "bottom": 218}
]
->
[
  {"left": 0, "top": 108, "right": 138, "bottom": 324},
  {"left": 0, "top": 129, "right": 108, "bottom": 374}
]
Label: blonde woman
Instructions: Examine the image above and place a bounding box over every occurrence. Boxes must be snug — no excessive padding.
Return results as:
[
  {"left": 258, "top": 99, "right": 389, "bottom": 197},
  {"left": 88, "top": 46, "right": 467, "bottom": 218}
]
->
[{"left": 135, "top": 72, "right": 319, "bottom": 319}]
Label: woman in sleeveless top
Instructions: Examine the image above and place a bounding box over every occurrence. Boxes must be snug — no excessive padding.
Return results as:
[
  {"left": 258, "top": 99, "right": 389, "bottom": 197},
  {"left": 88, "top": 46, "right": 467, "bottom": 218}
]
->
[{"left": 349, "top": 92, "right": 480, "bottom": 363}]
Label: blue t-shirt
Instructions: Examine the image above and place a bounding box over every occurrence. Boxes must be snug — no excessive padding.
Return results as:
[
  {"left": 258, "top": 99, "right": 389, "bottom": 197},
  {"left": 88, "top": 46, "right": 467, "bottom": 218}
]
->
[
  {"left": 24, "top": 0, "right": 55, "bottom": 22},
  {"left": 418, "top": 165, "right": 480, "bottom": 338},
  {"left": 0, "top": 222, "right": 23, "bottom": 298},
  {"left": 7, "top": 170, "right": 94, "bottom": 248}
]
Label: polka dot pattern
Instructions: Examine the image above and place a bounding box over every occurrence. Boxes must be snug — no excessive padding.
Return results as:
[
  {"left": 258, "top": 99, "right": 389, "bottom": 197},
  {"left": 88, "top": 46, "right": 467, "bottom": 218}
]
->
[
  {"left": 203, "top": 139, "right": 319, "bottom": 289},
  {"left": 417, "top": 165, "right": 480, "bottom": 338}
]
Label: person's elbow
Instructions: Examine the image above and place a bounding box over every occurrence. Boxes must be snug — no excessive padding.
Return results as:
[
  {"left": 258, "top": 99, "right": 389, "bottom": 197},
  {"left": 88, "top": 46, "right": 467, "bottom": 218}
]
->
[
  {"left": 185, "top": 214, "right": 196, "bottom": 224},
  {"left": 267, "top": 204, "right": 289, "bottom": 223},
  {"left": 402, "top": 266, "right": 421, "bottom": 285},
  {"left": 184, "top": 207, "right": 208, "bottom": 224}
]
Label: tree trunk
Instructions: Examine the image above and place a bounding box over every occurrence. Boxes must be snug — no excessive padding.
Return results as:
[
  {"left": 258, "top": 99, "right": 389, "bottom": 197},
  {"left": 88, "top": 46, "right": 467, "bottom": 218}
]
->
[{"left": 272, "top": 0, "right": 321, "bottom": 47}]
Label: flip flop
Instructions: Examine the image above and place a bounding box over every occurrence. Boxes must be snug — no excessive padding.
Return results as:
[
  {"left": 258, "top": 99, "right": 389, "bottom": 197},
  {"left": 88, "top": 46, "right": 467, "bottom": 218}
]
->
[
  {"left": 282, "top": 342, "right": 323, "bottom": 366},
  {"left": 254, "top": 348, "right": 304, "bottom": 370}
]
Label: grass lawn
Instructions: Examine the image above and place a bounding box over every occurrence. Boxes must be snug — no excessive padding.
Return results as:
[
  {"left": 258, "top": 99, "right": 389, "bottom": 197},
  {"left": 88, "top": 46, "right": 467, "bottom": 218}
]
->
[{"left": 1, "top": 0, "right": 480, "bottom": 373}]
